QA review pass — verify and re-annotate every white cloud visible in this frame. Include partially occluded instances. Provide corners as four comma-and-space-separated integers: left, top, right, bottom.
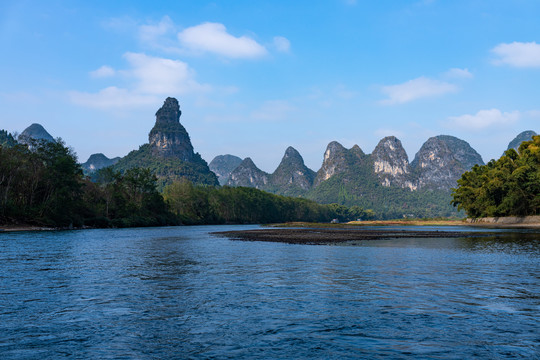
178, 22, 268, 59
492, 41, 540, 68
90, 65, 115, 78
447, 109, 520, 130
69, 87, 158, 109
444, 68, 473, 79
380, 76, 457, 105
273, 36, 291, 53
71, 53, 209, 109
123, 52, 209, 94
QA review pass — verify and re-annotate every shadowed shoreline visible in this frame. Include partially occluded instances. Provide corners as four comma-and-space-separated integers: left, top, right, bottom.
212, 228, 497, 245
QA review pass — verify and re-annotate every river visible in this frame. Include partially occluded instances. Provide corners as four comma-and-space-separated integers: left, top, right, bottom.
1, 225, 539, 359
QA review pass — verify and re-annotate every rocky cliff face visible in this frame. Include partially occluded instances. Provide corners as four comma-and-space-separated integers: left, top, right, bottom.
269, 146, 316, 192
507, 130, 537, 152
372, 136, 416, 190
411, 135, 484, 190
314, 142, 366, 187
148, 97, 194, 161
82, 153, 120, 173
227, 158, 269, 189
209, 154, 243, 185
111, 97, 218, 187
18, 123, 55, 145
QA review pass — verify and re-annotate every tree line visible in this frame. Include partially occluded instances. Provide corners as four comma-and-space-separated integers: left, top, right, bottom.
0, 137, 373, 228
452, 136, 540, 218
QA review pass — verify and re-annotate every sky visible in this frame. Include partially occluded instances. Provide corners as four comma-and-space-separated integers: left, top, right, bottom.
1, 0, 540, 172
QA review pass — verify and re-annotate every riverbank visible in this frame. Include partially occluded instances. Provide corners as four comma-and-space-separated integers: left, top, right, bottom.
0, 224, 56, 232
213, 228, 493, 245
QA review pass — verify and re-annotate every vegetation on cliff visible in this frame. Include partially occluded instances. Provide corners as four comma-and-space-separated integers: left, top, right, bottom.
111, 144, 219, 189
452, 135, 540, 218
0, 136, 371, 227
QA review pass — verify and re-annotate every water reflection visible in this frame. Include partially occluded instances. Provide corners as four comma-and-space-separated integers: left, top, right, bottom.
0, 225, 539, 359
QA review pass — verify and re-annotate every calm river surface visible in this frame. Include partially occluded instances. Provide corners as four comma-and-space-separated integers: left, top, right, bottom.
1, 225, 539, 359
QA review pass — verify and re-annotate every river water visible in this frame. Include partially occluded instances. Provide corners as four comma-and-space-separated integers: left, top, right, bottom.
1, 225, 539, 359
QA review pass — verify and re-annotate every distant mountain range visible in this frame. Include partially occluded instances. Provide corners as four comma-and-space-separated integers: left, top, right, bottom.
5, 99, 537, 219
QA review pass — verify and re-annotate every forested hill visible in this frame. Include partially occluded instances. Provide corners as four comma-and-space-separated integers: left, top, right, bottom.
452, 135, 540, 218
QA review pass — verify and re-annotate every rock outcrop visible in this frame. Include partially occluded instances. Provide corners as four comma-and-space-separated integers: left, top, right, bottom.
148, 97, 194, 161
111, 97, 218, 187
81, 153, 120, 173
507, 130, 537, 152
269, 146, 316, 193
372, 136, 416, 190
227, 158, 269, 189
411, 135, 484, 190
18, 123, 55, 145
314, 142, 366, 187
209, 154, 243, 185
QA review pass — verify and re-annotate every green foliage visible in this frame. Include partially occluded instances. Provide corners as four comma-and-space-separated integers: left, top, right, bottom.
0, 130, 16, 148
163, 180, 373, 225
0, 139, 84, 226
0, 139, 176, 227
306, 158, 459, 219
452, 135, 540, 218
111, 144, 219, 189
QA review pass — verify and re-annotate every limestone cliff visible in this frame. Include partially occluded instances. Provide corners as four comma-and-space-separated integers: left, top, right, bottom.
411, 135, 483, 190
268, 146, 316, 194
313, 141, 366, 187
507, 130, 537, 152
18, 123, 55, 145
148, 97, 194, 161
81, 153, 120, 173
227, 158, 269, 189
111, 97, 218, 188
371, 136, 416, 190
209, 154, 243, 185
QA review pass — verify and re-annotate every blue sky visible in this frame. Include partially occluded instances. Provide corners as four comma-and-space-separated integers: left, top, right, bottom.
1, 0, 540, 172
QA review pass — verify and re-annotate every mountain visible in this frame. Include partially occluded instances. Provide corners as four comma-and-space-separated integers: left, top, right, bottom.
227, 157, 269, 189
81, 153, 120, 173
223, 135, 484, 218
148, 97, 194, 161
314, 142, 366, 187
411, 135, 484, 190
0, 130, 16, 147
111, 97, 218, 188
371, 136, 416, 190
18, 123, 55, 145
507, 130, 537, 152
209, 154, 243, 185
267, 146, 316, 196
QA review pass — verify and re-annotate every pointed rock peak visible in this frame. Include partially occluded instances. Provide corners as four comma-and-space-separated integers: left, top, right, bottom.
240, 157, 258, 169
373, 136, 408, 158
284, 146, 301, 158
82, 153, 120, 173
508, 130, 537, 151
155, 97, 181, 125
209, 154, 243, 185
86, 153, 111, 163
227, 157, 269, 188
19, 123, 55, 144
351, 144, 363, 153
324, 141, 347, 161
326, 141, 346, 152
149, 97, 194, 160
281, 146, 305, 164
